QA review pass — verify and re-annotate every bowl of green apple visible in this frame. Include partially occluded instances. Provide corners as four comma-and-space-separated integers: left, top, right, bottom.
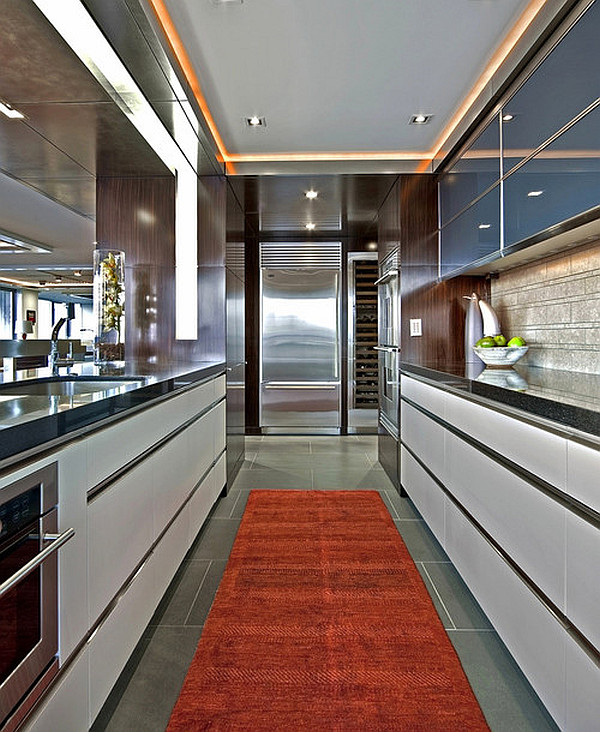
473, 335, 528, 367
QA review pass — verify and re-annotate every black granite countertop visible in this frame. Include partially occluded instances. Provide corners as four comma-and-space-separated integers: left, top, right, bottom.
401, 360, 600, 443
0, 360, 225, 468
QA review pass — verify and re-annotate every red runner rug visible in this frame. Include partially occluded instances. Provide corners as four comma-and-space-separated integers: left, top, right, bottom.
167, 490, 490, 731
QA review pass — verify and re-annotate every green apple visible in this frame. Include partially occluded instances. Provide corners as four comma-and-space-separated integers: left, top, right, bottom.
507, 336, 526, 347
493, 334, 507, 346
476, 336, 496, 348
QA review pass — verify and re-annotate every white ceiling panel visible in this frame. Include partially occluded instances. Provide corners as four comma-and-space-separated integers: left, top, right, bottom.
162, 0, 535, 159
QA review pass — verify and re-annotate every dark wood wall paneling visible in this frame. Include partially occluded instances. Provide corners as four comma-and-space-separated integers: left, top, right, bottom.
96, 175, 176, 364
398, 175, 488, 366
96, 173, 228, 365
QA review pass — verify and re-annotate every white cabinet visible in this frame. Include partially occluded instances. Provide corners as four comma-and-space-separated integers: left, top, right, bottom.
15, 373, 226, 732
400, 373, 600, 732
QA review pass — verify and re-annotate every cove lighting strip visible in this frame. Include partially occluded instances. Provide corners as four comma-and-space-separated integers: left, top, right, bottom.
32, 0, 198, 340
149, 0, 549, 173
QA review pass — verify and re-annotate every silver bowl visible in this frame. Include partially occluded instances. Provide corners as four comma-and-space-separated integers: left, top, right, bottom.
473, 345, 528, 368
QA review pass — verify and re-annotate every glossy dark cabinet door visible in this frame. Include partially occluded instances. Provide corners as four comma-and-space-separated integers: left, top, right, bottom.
504, 105, 600, 247
502, 0, 600, 174
439, 0, 600, 274
440, 185, 501, 276
440, 119, 500, 226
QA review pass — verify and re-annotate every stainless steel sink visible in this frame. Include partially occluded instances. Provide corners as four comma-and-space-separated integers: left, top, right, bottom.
0, 378, 145, 398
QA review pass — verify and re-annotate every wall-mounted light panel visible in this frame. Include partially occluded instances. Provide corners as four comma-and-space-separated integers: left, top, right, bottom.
32, 0, 198, 340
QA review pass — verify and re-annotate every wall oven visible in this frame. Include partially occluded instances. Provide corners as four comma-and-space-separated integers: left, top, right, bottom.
0, 463, 74, 732
375, 252, 400, 437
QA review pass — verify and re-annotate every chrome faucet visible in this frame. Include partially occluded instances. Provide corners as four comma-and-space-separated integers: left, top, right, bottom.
49, 317, 68, 375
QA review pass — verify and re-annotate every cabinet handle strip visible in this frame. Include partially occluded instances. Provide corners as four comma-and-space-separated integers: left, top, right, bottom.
401, 393, 600, 530
400, 439, 600, 670
87, 395, 225, 503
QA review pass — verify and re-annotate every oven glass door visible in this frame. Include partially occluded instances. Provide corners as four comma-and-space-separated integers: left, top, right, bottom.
0, 523, 42, 684
0, 501, 58, 726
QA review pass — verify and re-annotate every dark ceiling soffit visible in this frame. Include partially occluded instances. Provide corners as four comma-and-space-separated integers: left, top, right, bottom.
436, 0, 588, 176
80, 0, 225, 177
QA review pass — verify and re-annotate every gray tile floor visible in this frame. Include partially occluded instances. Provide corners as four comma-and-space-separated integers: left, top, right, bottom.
92, 436, 559, 732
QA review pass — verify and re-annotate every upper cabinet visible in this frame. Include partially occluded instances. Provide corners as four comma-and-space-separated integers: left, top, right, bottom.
439, 0, 600, 277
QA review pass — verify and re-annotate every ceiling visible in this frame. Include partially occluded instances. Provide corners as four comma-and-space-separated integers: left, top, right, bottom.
154, 0, 549, 173
0, 0, 571, 298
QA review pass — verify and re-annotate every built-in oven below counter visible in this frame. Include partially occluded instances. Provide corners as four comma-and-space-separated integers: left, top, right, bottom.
0, 463, 74, 732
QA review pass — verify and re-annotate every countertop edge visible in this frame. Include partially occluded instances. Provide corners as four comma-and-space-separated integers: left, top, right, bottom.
401, 362, 600, 450
0, 361, 226, 474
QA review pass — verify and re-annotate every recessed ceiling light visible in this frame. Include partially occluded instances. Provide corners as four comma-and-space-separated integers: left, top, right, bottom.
478, 223, 491, 229
410, 114, 432, 125
502, 113, 514, 122
305, 190, 318, 200
527, 190, 544, 197
305, 223, 316, 230
246, 116, 266, 128
0, 101, 25, 119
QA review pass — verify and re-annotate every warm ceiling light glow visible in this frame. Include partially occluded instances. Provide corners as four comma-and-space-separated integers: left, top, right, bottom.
419, 0, 549, 172
502, 113, 515, 122
305, 190, 318, 199
527, 190, 544, 197
0, 101, 25, 119
367, 242, 378, 251
146, 0, 549, 173
305, 223, 316, 230
146, 0, 229, 164
478, 223, 492, 229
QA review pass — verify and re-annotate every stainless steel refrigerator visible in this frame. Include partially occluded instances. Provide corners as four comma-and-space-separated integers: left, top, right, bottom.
260, 263, 341, 432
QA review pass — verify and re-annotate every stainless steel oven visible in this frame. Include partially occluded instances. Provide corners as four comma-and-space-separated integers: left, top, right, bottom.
375, 252, 400, 437
0, 464, 74, 732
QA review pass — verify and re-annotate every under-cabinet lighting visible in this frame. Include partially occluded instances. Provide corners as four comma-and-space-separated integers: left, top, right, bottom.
305, 190, 319, 200
0, 101, 25, 119
527, 190, 544, 197
32, 0, 198, 340
478, 223, 491, 229
305, 223, 316, 230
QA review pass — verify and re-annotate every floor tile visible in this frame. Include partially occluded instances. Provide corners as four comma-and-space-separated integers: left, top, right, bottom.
185, 560, 228, 626
188, 518, 240, 560
447, 630, 560, 732
211, 487, 245, 518
393, 519, 450, 562
231, 467, 312, 490
415, 562, 454, 629
311, 467, 395, 490
383, 489, 422, 519
149, 560, 210, 627
421, 561, 493, 631
91, 626, 203, 732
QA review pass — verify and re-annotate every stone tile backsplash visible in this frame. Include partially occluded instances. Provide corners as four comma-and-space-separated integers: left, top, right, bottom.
491, 241, 600, 373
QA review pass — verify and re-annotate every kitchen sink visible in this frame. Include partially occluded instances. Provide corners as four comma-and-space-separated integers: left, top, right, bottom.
0, 377, 145, 398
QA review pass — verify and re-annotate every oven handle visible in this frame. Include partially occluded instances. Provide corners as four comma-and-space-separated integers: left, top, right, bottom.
0, 528, 75, 599
374, 346, 400, 352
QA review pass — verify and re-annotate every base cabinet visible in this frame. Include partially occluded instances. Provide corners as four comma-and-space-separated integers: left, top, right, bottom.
400, 373, 600, 732
18, 374, 226, 732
